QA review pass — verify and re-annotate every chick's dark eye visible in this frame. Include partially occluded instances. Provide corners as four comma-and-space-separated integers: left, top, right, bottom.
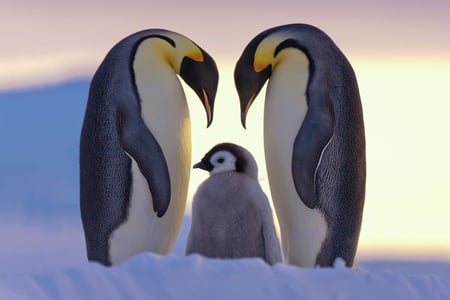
217, 158, 225, 164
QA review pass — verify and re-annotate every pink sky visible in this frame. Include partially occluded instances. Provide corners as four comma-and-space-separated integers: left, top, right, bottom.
1, 0, 449, 90
2, 0, 450, 63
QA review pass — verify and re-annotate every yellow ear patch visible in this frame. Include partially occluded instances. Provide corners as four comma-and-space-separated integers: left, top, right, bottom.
253, 33, 287, 72
254, 61, 268, 73
187, 49, 204, 62
253, 52, 272, 72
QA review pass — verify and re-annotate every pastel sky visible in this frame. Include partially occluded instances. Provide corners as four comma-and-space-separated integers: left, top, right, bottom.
1, 0, 449, 259
1, 0, 449, 89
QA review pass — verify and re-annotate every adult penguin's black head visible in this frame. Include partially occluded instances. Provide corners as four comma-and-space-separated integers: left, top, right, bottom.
179, 48, 218, 127
143, 30, 219, 127
234, 29, 277, 128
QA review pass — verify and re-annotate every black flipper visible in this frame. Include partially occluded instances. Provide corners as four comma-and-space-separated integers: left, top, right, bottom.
116, 102, 171, 217
292, 97, 335, 209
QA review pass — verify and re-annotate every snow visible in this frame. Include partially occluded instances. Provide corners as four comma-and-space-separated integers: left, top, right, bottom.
1, 81, 449, 299
0, 217, 449, 300
0, 223, 449, 300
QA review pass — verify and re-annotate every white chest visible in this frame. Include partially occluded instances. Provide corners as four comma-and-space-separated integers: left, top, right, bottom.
263, 50, 328, 267
108, 46, 191, 265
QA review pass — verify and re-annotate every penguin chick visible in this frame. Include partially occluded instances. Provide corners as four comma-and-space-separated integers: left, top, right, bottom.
186, 143, 282, 265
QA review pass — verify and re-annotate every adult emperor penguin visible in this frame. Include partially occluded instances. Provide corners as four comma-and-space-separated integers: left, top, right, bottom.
234, 24, 366, 267
80, 29, 218, 266
186, 143, 282, 265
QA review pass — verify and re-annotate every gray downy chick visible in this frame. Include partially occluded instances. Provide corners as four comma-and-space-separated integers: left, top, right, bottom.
186, 143, 282, 265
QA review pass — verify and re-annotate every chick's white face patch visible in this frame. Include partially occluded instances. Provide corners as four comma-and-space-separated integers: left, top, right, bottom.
209, 150, 237, 175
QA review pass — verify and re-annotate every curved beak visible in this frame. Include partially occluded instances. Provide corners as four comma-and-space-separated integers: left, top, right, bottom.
180, 50, 218, 128
234, 54, 272, 129
240, 93, 256, 129
201, 87, 213, 127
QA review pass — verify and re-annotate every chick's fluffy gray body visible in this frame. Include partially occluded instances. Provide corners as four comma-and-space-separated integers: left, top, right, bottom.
186, 169, 281, 264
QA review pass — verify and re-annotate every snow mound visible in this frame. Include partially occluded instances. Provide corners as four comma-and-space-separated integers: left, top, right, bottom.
1, 253, 449, 300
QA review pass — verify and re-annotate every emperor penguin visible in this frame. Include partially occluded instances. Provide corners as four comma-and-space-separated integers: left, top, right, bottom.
80, 29, 218, 266
186, 143, 282, 265
234, 24, 366, 267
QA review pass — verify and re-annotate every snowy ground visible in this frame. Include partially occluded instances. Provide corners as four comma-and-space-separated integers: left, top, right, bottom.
0, 217, 449, 300
1, 81, 449, 299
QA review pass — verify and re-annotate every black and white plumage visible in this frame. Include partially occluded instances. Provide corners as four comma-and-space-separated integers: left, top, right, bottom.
234, 24, 366, 267
80, 29, 218, 266
186, 143, 282, 265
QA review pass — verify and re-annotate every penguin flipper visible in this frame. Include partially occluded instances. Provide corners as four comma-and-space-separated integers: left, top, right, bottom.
116, 105, 171, 217
292, 99, 335, 209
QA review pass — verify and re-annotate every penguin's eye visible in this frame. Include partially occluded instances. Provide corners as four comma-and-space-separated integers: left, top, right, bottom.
217, 157, 225, 164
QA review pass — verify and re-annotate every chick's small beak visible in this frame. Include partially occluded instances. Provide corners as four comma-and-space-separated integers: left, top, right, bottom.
193, 160, 213, 171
